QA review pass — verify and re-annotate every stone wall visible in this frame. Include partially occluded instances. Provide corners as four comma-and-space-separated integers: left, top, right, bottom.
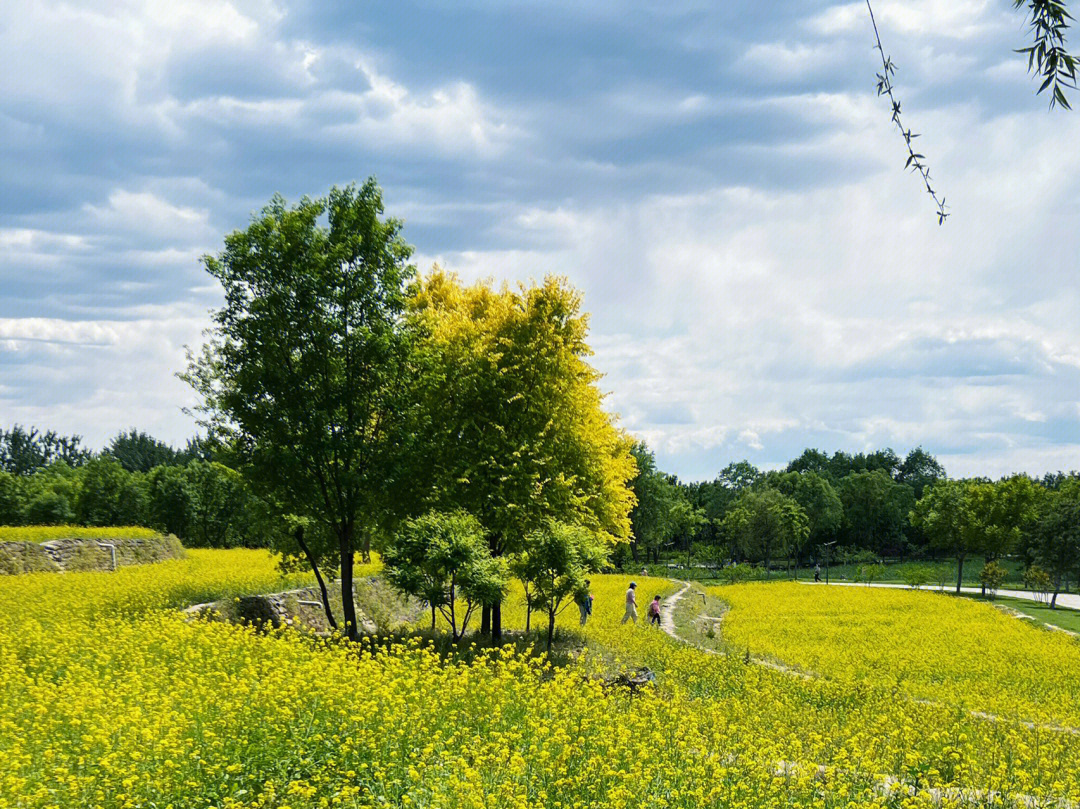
0, 535, 184, 575
185, 583, 378, 636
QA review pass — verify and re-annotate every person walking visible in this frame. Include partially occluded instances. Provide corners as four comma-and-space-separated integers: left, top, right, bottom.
621, 581, 638, 624
814, 563, 821, 583
577, 579, 594, 626
648, 595, 662, 626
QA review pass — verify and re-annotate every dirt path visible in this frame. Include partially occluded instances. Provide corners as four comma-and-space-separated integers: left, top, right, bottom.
658, 580, 691, 636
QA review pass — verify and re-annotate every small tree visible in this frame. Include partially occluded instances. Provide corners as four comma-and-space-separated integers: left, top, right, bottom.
898, 563, 933, 589
513, 522, 608, 651
722, 488, 808, 578
1024, 565, 1054, 605
979, 560, 1009, 600
384, 511, 507, 640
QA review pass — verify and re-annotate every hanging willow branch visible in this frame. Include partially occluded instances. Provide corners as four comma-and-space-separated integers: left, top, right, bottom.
1015, 0, 1078, 109
865, 0, 948, 225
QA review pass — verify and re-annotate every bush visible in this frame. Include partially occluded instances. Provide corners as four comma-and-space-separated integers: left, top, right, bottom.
1023, 565, 1054, 605
897, 563, 934, 589
857, 563, 886, 585
979, 560, 1008, 600
718, 563, 758, 585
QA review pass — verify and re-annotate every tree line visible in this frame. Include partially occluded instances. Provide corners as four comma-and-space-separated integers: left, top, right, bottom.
627, 443, 1080, 606
0, 427, 270, 548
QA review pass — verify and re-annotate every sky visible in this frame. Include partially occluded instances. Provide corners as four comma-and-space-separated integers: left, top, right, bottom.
2, 0, 1080, 481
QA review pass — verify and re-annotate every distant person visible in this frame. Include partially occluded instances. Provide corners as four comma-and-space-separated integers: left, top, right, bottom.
814, 564, 821, 583
622, 582, 638, 624
649, 595, 662, 626
640, 566, 648, 576
577, 579, 594, 626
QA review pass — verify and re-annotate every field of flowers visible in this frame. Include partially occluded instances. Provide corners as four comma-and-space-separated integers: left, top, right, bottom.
2, 554, 1079, 808
711, 581, 1080, 729
0, 525, 162, 543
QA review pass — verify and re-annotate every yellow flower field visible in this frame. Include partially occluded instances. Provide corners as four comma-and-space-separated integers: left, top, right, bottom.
710, 581, 1080, 728
2, 553, 1079, 809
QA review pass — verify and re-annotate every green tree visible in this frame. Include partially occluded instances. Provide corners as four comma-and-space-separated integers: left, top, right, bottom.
1031, 481, 1080, 608
897, 447, 946, 500
768, 470, 842, 566
911, 479, 982, 594
722, 488, 809, 578
106, 429, 185, 473
184, 181, 416, 640
513, 521, 607, 651
0, 471, 20, 525
407, 270, 636, 642
75, 457, 148, 527
0, 426, 90, 475
837, 469, 913, 555
20, 462, 81, 525
384, 510, 506, 640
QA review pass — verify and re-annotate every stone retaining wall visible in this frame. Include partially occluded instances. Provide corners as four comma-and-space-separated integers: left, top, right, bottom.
185, 582, 378, 635
0, 535, 184, 575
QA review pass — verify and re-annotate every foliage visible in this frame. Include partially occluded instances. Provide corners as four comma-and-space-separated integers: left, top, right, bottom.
512, 521, 607, 649
384, 510, 506, 640
0, 425, 90, 475
75, 457, 148, 527
837, 470, 913, 555
105, 428, 192, 473
0, 525, 161, 542
979, 560, 1009, 599
185, 181, 416, 639
910, 479, 982, 593
407, 270, 637, 639
721, 488, 808, 576
1030, 480, 1080, 607
1023, 564, 1055, 604
715, 562, 759, 585
896, 562, 934, 589
1015, 0, 1078, 108
856, 562, 887, 584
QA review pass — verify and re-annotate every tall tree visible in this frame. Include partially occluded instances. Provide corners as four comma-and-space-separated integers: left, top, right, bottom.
897, 447, 946, 499
106, 429, 184, 473
184, 181, 415, 640
722, 488, 808, 577
910, 479, 982, 594
1032, 480, 1080, 608
407, 270, 636, 642
837, 469, 913, 555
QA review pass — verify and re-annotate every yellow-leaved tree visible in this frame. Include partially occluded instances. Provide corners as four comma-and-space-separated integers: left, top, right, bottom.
405, 269, 637, 641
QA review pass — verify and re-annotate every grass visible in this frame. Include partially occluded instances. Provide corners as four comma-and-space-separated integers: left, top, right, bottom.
0, 525, 162, 543
962, 593, 1080, 635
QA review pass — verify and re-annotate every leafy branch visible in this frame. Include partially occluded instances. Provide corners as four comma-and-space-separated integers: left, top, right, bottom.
1015, 0, 1078, 109
866, 0, 948, 225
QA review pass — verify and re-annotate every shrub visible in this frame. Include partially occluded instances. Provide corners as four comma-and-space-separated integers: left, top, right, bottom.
1023, 565, 1054, 605
718, 562, 758, 585
979, 560, 1009, 599
857, 563, 887, 585
897, 563, 934, 589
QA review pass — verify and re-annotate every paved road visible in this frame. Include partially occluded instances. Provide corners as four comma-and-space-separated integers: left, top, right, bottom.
802, 580, 1080, 610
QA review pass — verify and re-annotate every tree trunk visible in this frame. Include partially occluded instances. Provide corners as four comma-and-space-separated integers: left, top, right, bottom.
525, 604, 531, 633
339, 532, 359, 642
481, 605, 491, 635
431, 604, 436, 631
955, 554, 965, 595
295, 526, 338, 631
547, 609, 556, 652
492, 600, 502, 644
1052, 576, 1061, 609
362, 532, 371, 564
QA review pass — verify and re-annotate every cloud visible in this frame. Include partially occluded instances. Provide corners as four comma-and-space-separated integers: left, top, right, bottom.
2, 0, 1079, 479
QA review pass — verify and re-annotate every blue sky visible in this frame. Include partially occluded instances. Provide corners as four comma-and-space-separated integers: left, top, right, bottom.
2, 0, 1080, 480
